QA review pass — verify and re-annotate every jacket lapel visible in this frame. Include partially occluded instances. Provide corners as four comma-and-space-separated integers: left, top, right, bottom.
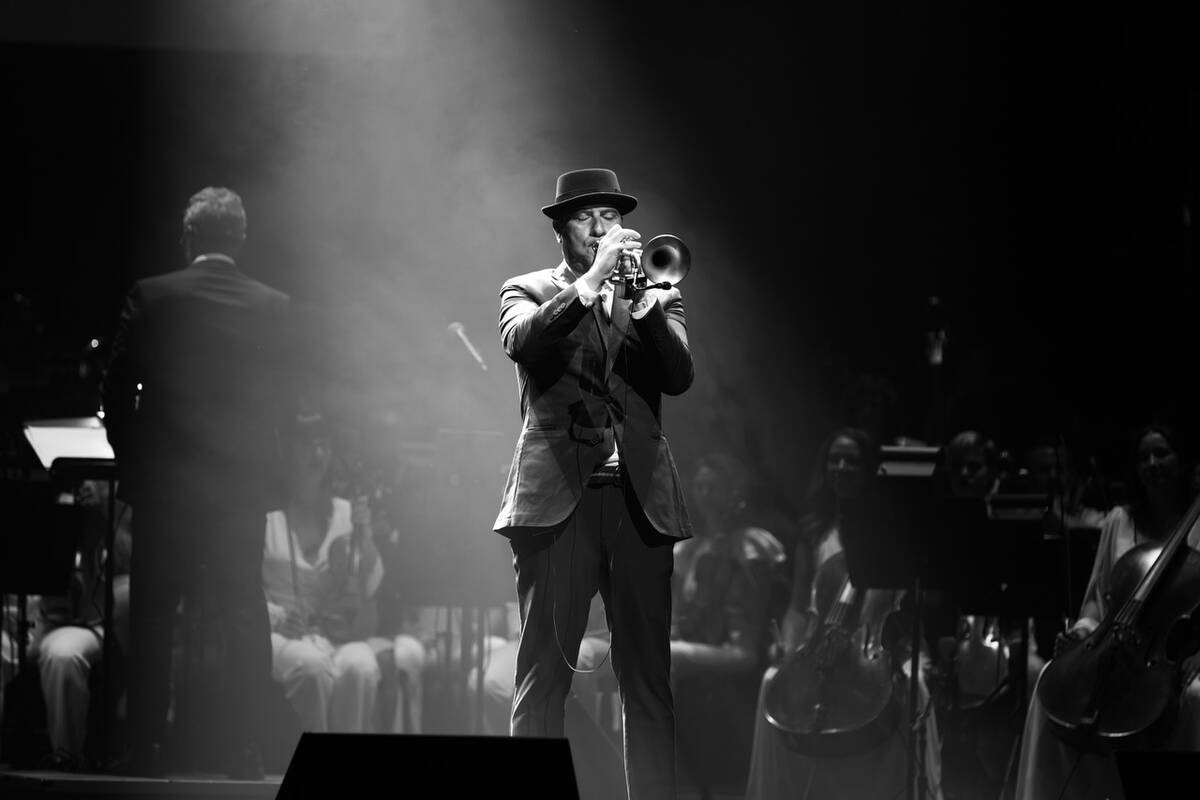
556, 261, 629, 375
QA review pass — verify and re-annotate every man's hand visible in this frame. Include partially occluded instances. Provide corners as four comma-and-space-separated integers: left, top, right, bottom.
583, 225, 641, 292
632, 286, 681, 318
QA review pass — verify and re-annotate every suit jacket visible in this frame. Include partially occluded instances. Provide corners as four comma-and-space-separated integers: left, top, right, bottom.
102, 256, 291, 511
493, 261, 694, 538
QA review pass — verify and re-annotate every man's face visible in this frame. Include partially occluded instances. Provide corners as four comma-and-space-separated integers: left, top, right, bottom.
1026, 445, 1062, 492
556, 206, 622, 270
947, 436, 994, 499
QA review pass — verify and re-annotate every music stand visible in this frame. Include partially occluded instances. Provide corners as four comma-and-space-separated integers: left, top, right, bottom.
20, 416, 118, 761
0, 484, 81, 596
841, 444, 961, 800
953, 496, 1067, 619
950, 496, 1075, 798
841, 448, 969, 591
0, 474, 82, 683
388, 428, 513, 735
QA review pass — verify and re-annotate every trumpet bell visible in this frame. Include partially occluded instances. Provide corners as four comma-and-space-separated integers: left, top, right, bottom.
641, 234, 691, 286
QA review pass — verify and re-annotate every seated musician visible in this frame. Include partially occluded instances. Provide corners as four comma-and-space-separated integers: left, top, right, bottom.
1014, 422, 1200, 800
744, 427, 944, 800
671, 451, 786, 795
1017, 434, 1107, 531
353, 497, 428, 734
30, 479, 132, 771
1014, 434, 1109, 673
263, 409, 424, 735
934, 429, 1045, 799
939, 431, 1046, 699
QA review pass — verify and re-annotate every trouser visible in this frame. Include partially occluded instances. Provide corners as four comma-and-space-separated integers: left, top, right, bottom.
36, 625, 101, 758
270, 634, 380, 733
34, 574, 130, 760
509, 482, 676, 800
125, 498, 271, 758
269, 633, 425, 734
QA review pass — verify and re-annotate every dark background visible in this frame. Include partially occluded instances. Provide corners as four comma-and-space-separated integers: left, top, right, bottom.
1, 1, 1196, 599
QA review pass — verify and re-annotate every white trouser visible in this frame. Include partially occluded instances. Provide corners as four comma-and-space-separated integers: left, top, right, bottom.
271, 633, 380, 732
36, 626, 101, 758
33, 575, 131, 759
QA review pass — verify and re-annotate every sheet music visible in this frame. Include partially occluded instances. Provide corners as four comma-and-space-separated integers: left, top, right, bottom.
878, 444, 941, 478
23, 416, 114, 471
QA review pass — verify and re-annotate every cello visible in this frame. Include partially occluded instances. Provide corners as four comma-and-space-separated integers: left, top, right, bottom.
1037, 490, 1200, 751
762, 550, 903, 756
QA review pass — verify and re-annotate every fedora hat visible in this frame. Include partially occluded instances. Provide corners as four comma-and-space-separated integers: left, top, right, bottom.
541, 168, 637, 219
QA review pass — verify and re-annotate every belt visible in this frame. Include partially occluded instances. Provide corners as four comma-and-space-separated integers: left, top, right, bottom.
586, 463, 624, 488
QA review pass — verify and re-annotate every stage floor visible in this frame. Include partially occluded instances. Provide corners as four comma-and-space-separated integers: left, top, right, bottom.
0, 766, 747, 800
0, 768, 282, 800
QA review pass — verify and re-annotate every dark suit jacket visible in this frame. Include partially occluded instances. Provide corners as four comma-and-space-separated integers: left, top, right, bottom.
493, 261, 694, 538
102, 256, 291, 511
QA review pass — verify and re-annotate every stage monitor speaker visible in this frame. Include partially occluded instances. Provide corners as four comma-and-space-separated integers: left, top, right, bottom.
276, 733, 580, 799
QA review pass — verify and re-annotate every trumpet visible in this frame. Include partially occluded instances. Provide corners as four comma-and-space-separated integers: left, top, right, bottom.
590, 234, 691, 298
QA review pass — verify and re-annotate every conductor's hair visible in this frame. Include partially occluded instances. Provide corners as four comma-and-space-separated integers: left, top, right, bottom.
182, 187, 247, 254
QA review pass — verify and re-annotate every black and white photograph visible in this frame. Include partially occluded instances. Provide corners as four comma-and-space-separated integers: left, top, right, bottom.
1, 2, 1197, 798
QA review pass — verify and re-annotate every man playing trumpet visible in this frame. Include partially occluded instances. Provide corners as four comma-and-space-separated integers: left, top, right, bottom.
493, 168, 695, 800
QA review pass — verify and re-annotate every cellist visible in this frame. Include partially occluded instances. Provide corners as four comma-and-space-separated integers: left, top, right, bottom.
1014, 422, 1200, 800
744, 427, 944, 800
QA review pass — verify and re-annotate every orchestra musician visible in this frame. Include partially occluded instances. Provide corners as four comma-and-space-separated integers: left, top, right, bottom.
933, 429, 1044, 800
745, 427, 943, 800
1014, 422, 1200, 799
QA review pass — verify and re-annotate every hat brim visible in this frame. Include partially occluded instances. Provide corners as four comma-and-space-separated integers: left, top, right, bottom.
541, 192, 638, 219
